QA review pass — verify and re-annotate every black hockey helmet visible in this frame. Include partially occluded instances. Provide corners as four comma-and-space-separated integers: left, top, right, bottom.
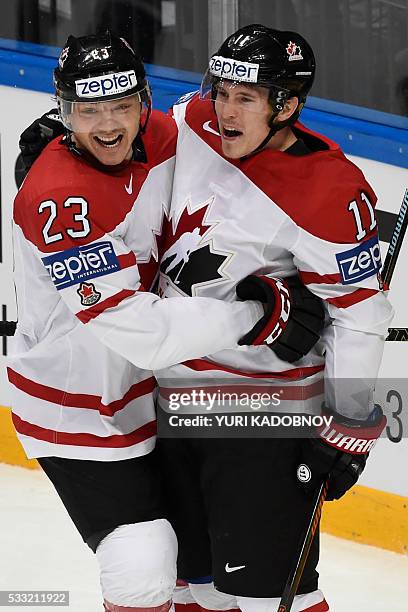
54, 30, 151, 130
201, 24, 315, 127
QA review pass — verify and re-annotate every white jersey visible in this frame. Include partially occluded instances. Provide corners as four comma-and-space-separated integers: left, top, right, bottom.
156, 94, 394, 419
7, 111, 260, 460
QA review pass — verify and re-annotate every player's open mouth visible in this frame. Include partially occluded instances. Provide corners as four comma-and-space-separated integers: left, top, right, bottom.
222, 126, 243, 139
94, 134, 123, 148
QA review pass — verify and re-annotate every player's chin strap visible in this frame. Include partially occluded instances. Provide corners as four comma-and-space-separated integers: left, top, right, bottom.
240, 99, 305, 161
64, 129, 147, 172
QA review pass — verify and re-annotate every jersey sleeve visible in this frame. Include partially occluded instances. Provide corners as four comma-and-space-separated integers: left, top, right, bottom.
289, 184, 394, 420
14, 184, 262, 371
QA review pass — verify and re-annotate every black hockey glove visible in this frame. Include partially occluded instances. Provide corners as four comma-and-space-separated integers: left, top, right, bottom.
296, 405, 386, 501
19, 109, 64, 172
236, 275, 325, 362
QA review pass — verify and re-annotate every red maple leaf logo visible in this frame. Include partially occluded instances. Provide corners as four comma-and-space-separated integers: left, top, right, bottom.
159, 199, 213, 261
286, 41, 297, 56
78, 283, 94, 299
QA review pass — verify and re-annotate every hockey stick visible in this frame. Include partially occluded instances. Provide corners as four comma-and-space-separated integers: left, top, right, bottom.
382, 188, 408, 287
277, 188, 408, 612
383, 188, 408, 341
278, 480, 329, 612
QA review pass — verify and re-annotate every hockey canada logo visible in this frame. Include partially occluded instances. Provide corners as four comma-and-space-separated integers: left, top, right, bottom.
159, 199, 232, 296
77, 282, 101, 306
286, 41, 303, 61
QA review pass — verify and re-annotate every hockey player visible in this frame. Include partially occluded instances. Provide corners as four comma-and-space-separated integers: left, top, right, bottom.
9, 31, 325, 612
152, 25, 394, 612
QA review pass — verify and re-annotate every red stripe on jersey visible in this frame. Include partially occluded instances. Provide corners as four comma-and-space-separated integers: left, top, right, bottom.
181, 359, 324, 379
76, 289, 136, 323
117, 252, 137, 269
174, 606, 205, 612
299, 271, 341, 285
12, 413, 157, 448
102, 378, 156, 416
302, 599, 329, 612
7, 367, 156, 416
326, 288, 378, 308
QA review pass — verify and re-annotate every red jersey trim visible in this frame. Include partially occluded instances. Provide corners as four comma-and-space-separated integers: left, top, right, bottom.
117, 252, 137, 269
7, 367, 156, 416
12, 413, 157, 448
299, 271, 341, 285
181, 359, 324, 379
326, 288, 378, 308
76, 289, 136, 323
302, 599, 329, 612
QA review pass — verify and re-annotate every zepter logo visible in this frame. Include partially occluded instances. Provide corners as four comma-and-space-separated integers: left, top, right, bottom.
209, 55, 259, 83
75, 70, 138, 98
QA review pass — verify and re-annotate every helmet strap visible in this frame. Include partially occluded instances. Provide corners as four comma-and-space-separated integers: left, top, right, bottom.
240, 121, 279, 160
240, 98, 302, 160
139, 100, 152, 134
65, 126, 147, 171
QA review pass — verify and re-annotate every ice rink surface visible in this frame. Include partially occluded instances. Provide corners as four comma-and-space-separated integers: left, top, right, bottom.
1, 464, 407, 612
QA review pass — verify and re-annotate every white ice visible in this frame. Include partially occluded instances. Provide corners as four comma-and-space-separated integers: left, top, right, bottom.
1, 464, 407, 612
